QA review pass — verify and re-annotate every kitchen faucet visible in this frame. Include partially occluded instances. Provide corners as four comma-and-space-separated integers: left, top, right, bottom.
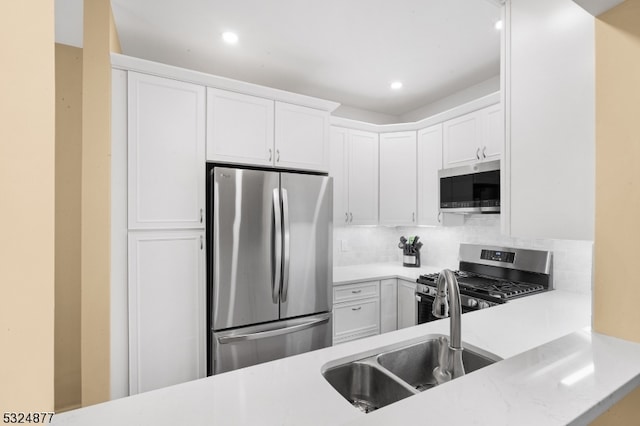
431, 269, 465, 384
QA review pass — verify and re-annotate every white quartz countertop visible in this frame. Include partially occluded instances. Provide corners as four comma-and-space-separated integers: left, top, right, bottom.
53, 266, 640, 426
333, 262, 451, 285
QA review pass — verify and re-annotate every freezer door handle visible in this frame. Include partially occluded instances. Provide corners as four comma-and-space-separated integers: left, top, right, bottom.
216, 313, 331, 344
272, 188, 282, 304
281, 188, 291, 302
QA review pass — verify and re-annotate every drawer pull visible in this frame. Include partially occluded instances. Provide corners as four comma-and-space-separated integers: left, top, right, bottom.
351, 306, 362, 311
351, 290, 362, 294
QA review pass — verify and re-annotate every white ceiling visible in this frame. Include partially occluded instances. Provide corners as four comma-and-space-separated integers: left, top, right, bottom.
108, 1, 501, 117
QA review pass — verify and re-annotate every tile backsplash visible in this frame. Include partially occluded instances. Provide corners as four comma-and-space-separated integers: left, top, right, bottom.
333, 215, 593, 294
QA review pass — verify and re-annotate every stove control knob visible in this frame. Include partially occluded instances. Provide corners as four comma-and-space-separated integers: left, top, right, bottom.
478, 301, 490, 309
467, 298, 478, 308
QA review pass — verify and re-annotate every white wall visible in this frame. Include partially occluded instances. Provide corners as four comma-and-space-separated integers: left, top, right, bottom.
334, 215, 593, 294
400, 75, 500, 123
332, 104, 401, 125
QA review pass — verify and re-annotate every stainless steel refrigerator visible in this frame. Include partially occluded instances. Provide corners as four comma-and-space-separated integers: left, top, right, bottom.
207, 166, 333, 375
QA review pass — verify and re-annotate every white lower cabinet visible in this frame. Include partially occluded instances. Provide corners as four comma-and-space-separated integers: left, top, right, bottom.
397, 280, 417, 330
380, 279, 398, 334
127, 230, 206, 394
332, 281, 380, 344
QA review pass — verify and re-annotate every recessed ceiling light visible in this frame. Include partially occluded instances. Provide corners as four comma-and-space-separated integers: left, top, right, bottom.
495, 20, 503, 30
222, 32, 239, 44
390, 81, 403, 90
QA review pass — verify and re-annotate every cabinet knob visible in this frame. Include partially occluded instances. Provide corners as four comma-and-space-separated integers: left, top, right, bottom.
482, 146, 487, 159
437, 212, 442, 223
351, 289, 362, 294
476, 148, 480, 160
349, 212, 353, 223
276, 149, 280, 162
412, 212, 415, 222
351, 306, 362, 311
200, 235, 203, 250
200, 208, 203, 223
268, 148, 272, 162
345, 212, 349, 223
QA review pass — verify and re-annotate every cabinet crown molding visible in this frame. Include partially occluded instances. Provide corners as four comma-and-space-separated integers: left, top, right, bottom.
111, 53, 341, 113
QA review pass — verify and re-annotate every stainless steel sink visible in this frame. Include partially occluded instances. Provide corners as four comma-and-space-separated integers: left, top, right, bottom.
377, 338, 497, 392
322, 362, 415, 413
322, 334, 501, 413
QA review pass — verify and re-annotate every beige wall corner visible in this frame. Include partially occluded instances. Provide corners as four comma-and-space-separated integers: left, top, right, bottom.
592, 0, 640, 423
0, 1, 55, 412
55, 43, 83, 412
110, 6, 122, 54
593, 0, 640, 344
81, 0, 112, 406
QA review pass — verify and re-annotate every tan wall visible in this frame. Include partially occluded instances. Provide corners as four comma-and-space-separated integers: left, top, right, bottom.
0, 1, 55, 412
55, 44, 83, 412
80, 0, 116, 406
592, 0, 640, 423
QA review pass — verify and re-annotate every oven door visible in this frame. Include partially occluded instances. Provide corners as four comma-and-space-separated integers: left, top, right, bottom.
416, 292, 478, 324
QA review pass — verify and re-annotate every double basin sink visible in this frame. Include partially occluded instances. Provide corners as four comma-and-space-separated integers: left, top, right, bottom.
321, 334, 501, 413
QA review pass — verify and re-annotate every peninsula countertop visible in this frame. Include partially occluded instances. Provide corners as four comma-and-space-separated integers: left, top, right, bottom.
52, 265, 640, 426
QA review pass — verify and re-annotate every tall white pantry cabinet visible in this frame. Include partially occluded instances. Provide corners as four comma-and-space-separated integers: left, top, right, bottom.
124, 72, 207, 395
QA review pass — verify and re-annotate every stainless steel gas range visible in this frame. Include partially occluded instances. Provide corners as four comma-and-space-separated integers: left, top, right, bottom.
416, 244, 552, 324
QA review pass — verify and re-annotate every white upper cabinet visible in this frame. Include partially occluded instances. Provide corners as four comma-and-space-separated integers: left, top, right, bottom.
443, 112, 481, 167
347, 130, 379, 225
206, 88, 274, 167
329, 127, 379, 226
442, 104, 503, 168
329, 127, 349, 226
417, 124, 444, 226
275, 102, 329, 172
482, 103, 504, 161
379, 131, 417, 226
506, 0, 594, 240
206, 92, 329, 172
128, 72, 205, 230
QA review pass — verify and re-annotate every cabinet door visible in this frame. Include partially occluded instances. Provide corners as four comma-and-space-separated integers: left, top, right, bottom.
206, 88, 274, 166
379, 132, 417, 226
508, 0, 594, 240
480, 104, 503, 161
128, 72, 205, 229
329, 127, 349, 227
275, 102, 329, 172
348, 130, 379, 225
333, 298, 380, 344
380, 279, 397, 334
443, 111, 482, 168
417, 125, 443, 226
397, 280, 417, 330
128, 230, 206, 394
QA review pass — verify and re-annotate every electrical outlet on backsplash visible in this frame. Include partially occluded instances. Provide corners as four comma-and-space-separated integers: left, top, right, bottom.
333, 216, 593, 294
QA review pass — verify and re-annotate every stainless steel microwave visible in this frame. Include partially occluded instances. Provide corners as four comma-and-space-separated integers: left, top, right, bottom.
438, 160, 500, 214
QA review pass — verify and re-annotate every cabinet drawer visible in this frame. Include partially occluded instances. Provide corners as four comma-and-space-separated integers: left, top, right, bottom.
333, 299, 379, 343
333, 281, 379, 303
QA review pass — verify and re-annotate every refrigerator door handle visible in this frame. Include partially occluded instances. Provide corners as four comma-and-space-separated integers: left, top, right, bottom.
272, 188, 282, 304
281, 188, 291, 302
216, 313, 331, 344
